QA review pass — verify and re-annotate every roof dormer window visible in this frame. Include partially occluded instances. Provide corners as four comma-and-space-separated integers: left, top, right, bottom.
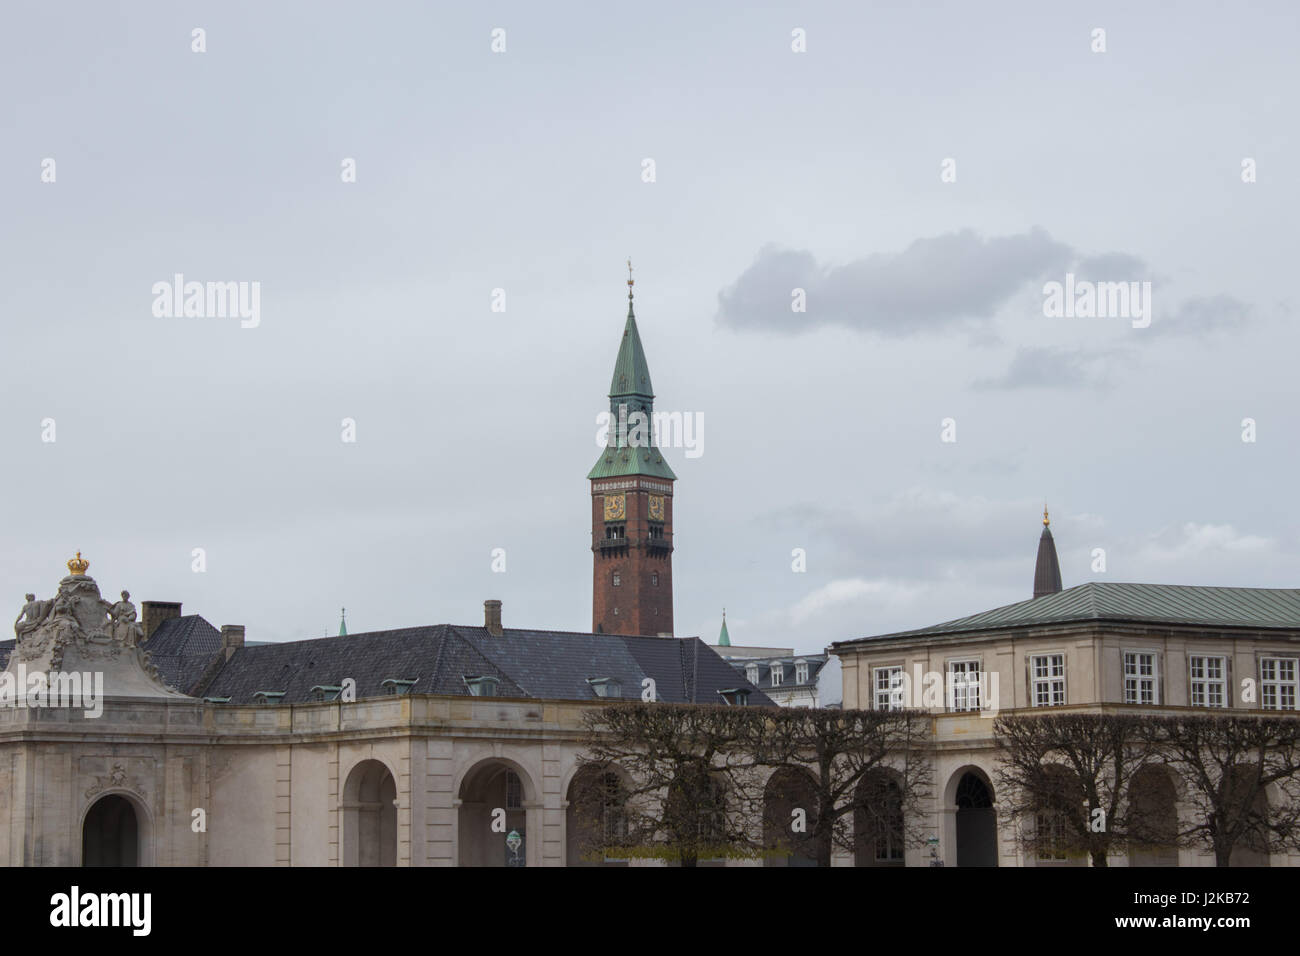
382, 678, 418, 696
252, 691, 284, 706
587, 677, 623, 698
464, 675, 500, 697
309, 685, 342, 702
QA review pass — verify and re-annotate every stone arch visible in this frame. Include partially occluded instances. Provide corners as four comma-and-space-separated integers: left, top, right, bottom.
763, 766, 821, 867
664, 760, 728, 866
1128, 764, 1180, 866
947, 766, 997, 867
81, 791, 151, 867
855, 767, 905, 867
1032, 763, 1087, 866
566, 762, 630, 867
342, 758, 397, 867
457, 758, 538, 867
1223, 763, 1270, 867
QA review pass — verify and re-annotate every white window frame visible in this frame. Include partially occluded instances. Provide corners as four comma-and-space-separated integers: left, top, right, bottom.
770, 664, 783, 687
746, 663, 759, 685
1188, 654, 1227, 708
873, 665, 905, 711
1029, 653, 1066, 707
1122, 650, 1160, 705
1260, 656, 1298, 711
947, 658, 982, 712
795, 660, 809, 685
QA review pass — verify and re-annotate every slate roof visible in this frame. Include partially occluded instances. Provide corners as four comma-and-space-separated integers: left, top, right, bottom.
833, 582, 1300, 647
144, 615, 223, 693
198, 623, 774, 706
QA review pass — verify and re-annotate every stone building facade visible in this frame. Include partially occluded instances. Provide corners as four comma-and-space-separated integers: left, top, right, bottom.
829, 517, 1300, 867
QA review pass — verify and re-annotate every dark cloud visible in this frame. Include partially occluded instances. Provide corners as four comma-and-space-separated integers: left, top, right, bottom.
716, 229, 1073, 335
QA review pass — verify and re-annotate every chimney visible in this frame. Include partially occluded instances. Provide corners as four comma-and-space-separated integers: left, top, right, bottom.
141, 601, 182, 642
484, 600, 503, 637
220, 625, 245, 660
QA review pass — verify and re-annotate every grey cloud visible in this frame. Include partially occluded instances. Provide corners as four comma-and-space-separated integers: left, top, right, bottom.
1151, 294, 1253, 336
972, 346, 1124, 390
716, 228, 1073, 336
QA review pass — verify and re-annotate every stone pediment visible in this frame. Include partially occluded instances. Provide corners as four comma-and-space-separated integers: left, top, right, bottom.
8, 554, 186, 700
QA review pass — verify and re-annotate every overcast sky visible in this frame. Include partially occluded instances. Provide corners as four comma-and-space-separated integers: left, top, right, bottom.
2, 1, 1296, 657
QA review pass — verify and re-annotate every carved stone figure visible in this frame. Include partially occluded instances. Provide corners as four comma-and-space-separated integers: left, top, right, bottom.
47, 593, 82, 645
108, 591, 142, 648
13, 594, 50, 641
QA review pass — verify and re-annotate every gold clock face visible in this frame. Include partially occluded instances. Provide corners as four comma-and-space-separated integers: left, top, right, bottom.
648, 495, 665, 522
604, 494, 626, 521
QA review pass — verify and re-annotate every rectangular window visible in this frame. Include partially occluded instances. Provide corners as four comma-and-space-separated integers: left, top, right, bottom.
1261, 657, 1298, 711
1030, 654, 1066, 707
795, 662, 809, 684
1189, 655, 1227, 708
771, 666, 783, 687
1123, 651, 1159, 705
1036, 811, 1068, 862
948, 659, 982, 712
873, 666, 905, 711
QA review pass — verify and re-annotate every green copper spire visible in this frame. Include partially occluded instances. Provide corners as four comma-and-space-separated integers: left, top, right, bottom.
338, 607, 348, 637
718, 608, 730, 646
608, 266, 655, 401
588, 265, 677, 481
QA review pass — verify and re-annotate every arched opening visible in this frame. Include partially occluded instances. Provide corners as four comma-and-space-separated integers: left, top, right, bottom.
342, 759, 397, 867
953, 770, 997, 867
458, 761, 533, 867
763, 767, 821, 867
1128, 765, 1179, 866
855, 769, 905, 867
566, 765, 629, 867
1032, 765, 1087, 866
664, 761, 727, 867
1223, 764, 1270, 867
82, 794, 140, 867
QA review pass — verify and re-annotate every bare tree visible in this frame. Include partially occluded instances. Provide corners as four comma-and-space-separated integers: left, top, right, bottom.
994, 713, 1159, 867
747, 707, 933, 867
577, 702, 767, 866
1147, 714, 1300, 867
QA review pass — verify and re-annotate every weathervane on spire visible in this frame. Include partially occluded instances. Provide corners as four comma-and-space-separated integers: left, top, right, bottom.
1043, 503, 1050, 527
627, 258, 634, 299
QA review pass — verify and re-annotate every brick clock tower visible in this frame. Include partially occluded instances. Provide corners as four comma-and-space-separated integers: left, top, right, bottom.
589, 267, 676, 636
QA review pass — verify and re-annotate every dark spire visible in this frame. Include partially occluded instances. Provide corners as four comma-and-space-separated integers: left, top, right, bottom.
1033, 505, 1063, 598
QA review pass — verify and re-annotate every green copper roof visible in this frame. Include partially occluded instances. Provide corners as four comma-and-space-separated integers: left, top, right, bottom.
609, 304, 654, 399
833, 582, 1300, 647
339, 608, 348, 637
587, 292, 677, 480
588, 444, 677, 480
718, 613, 730, 646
